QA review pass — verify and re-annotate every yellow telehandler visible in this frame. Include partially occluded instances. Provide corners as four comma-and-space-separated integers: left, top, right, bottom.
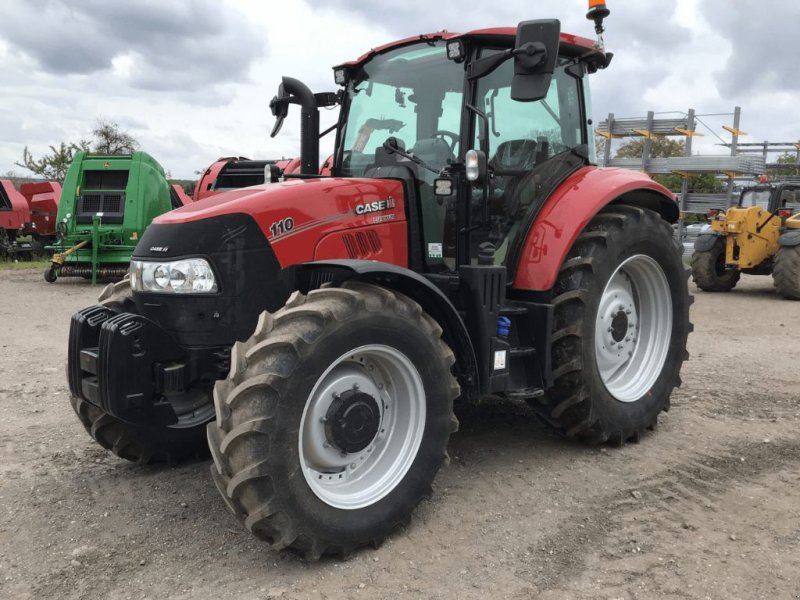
691, 182, 800, 299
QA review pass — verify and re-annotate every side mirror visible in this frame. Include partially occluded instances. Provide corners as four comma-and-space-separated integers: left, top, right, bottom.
511, 19, 560, 102
269, 82, 290, 137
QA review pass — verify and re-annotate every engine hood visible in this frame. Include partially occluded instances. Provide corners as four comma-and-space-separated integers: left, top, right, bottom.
152, 177, 407, 268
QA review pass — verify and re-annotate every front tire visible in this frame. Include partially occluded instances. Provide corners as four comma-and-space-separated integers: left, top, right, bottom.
208, 282, 459, 559
691, 238, 740, 291
532, 206, 691, 444
773, 245, 800, 300
69, 278, 213, 463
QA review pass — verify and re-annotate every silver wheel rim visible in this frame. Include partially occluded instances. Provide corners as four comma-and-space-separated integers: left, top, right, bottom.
299, 344, 426, 510
594, 254, 673, 403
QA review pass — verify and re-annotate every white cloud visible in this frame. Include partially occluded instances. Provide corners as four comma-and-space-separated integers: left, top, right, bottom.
0, 0, 798, 180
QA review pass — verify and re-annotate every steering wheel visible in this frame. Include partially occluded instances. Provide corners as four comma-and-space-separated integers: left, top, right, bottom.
432, 130, 460, 152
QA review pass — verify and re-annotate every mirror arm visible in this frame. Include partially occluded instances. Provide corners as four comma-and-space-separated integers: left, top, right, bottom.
466, 103, 490, 156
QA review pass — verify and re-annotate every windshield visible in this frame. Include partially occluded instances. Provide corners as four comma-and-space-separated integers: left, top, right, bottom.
340, 41, 464, 178
740, 188, 772, 209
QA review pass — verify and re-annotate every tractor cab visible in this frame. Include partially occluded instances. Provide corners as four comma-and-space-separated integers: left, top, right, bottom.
270, 20, 610, 275
738, 183, 800, 213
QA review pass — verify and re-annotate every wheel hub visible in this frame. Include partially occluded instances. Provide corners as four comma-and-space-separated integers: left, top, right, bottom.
325, 390, 381, 453
594, 255, 673, 403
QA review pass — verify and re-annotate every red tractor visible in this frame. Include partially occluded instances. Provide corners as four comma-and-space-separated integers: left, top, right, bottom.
67, 5, 690, 559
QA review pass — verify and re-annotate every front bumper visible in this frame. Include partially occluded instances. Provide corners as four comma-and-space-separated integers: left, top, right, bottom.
67, 305, 228, 426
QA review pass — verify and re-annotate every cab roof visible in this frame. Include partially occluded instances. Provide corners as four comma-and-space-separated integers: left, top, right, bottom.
336, 28, 597, 69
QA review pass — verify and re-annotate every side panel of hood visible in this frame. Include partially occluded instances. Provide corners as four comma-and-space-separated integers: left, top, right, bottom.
155, 177, 407, 267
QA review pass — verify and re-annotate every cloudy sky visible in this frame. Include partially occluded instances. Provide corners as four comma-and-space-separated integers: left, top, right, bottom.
0, 0, 797, 179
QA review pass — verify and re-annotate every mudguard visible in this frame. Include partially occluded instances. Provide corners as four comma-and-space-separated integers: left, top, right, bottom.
778, 230, 800, 247
296, 259, 480, 403
694, 232, 722, 252
512, 166, 677, 291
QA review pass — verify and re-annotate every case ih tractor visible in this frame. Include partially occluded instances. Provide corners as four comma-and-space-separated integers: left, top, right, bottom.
691, 181, 800, 298
67, 4, 691, 559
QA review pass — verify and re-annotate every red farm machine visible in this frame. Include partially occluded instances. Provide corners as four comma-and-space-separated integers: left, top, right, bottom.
66, 3, 691, 559
193, 157, 298, 202
0, 179, 61, 259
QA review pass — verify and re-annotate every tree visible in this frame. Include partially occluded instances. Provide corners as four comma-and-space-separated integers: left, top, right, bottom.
15, 120, 140, 182
615, 137, 686, 159
768, 152, 800, 177
613, 137, 722, 194
92, 120, 139, 155
15, 141, 90, 182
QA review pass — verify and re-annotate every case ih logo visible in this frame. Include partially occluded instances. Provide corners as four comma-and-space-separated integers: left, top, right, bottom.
355, 197, 395, 215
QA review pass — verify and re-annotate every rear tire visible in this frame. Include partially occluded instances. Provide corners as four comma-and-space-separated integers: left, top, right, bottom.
68, 278, 213, 464
691, 238, 740, 291
208, 282, 459, 559
531, 206, 691, 444
773, 245, 800, 300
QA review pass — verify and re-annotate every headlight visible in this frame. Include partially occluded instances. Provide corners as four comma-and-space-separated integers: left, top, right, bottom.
130, 258, 218, 294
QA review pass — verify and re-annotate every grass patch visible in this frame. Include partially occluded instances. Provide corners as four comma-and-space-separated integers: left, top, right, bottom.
0, 259, 51, 271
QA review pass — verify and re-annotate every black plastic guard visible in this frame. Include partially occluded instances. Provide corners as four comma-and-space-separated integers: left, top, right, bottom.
68, 305, 118, 399
97, 313, 184, 426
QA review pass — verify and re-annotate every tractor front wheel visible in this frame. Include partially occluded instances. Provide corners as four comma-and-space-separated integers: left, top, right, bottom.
773, 245, 800, 300
691, 238, 740, 291
207, 282, 459, 559
531, 206, 691, 444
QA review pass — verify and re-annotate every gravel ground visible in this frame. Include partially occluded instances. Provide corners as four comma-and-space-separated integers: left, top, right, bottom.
0, 268, 799, 600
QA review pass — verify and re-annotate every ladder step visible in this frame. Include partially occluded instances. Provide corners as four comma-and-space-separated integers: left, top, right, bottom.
506, 387, 545, 400
499, 305, 528, 316
509, 346, 536, 357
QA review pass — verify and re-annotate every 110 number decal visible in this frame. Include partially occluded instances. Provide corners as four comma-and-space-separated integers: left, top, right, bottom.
269, 217, 294, 238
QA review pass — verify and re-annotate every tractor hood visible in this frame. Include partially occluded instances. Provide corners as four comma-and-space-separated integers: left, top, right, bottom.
144, 177, 407, 268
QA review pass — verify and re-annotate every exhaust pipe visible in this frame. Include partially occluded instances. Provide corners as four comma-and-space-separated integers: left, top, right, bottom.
278, 77, 319, 175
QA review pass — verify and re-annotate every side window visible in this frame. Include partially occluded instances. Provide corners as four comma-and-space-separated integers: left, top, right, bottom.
781, 187, 799, 209
477, 59, 583, 166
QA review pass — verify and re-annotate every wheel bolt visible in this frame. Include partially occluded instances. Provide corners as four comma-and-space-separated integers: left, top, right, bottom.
350, 463, 357, 469
353, 383, 360, 391
320, 416, 328, 423
332, 392, 340, 399
626, 310, 632, 315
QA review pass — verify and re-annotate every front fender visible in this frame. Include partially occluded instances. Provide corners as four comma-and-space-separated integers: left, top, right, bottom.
295, 260, 480, 403
694, 232, 722, 252
512, 167, 677, 291
778, 230, 800, 247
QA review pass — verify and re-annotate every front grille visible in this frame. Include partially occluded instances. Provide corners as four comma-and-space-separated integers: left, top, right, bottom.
76, 192, 126, 224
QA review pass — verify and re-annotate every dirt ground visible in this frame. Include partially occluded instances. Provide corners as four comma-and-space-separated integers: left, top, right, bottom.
0, 268, 798, 600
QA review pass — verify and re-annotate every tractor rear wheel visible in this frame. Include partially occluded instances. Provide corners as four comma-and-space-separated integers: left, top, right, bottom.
69, 278, 213, 464
773, 245, 800, 300
207, 282, 459, 559
531, 205, 691, 445
691, 238, 740, 291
